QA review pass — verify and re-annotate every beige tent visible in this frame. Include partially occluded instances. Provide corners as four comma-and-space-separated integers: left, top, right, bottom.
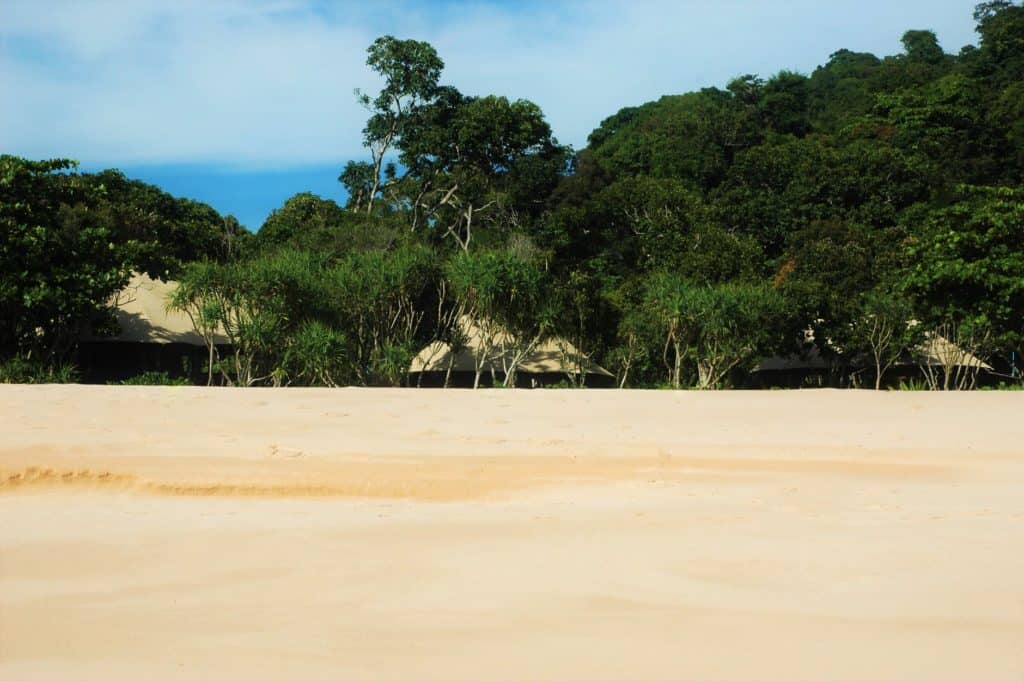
754, 325, 992, 386
409, 316, 613, 387
78, 273, 228, 383
918, 333, 992, 370
84, 273, 228, 346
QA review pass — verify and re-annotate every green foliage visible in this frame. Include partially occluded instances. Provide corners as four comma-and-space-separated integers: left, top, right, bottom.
329, 245, 440, 385
902, 30, 947, 65
775, 218, 905, 369
356, 35, 445, 214
806, 50, 883, 131
689, 283, 793, 389
338, 161, 377, 212
0, 156, 135, 365
401, 93, 565, 249
639, 276, 792, 389
256, 192, 411, 257
115, 371, 191, 386
8, 6, 1024, 391
446, 249, 555, 387
78, 169, 248, 277
256, 192, 349, 250
895, 377, 930, 391
283, 321, 350, 387
170, 251, 322, 386
362, 36, 444, 114
1, 153, 243, 379
971, 1, 1024, 88
0, 355, 80, 384
171, 245, 439, 387
761, 71, 811, 136
846, 289, 922, 389
588, 89, 763, 189
979, 382, 1024, 390
904, 185, 1024, 356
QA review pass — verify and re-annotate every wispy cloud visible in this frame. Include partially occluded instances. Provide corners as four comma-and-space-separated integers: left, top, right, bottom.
0, 0, 979, 167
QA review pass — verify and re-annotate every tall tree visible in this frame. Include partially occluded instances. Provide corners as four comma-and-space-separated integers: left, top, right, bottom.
356, 36, 444, 213
904, 185, 1024, 364
0, 156, 136, 365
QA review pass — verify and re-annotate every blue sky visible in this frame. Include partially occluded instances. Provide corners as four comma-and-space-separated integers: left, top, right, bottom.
1, 0, 980, 230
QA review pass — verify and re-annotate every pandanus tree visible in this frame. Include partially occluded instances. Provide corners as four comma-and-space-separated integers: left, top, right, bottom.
446, 250, 554, 388
640, 273, 791, 389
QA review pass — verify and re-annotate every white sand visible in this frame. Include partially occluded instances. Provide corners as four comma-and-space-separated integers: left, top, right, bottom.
1, 385, 1022, 680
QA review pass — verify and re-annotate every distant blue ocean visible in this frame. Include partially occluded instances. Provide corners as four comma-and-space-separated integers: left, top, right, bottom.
81, 162, 352, 232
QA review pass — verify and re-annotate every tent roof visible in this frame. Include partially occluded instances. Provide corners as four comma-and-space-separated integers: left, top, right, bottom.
84, 273, 229, 346
755, 327, 993, 372
410, 316, 612, 377
920, 333, 992, 370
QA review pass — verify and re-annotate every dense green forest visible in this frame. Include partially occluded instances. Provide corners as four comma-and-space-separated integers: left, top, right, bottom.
2, 2, 1022, 389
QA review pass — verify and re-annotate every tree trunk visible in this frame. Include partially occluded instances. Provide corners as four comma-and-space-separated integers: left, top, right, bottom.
366, 120, 397, 215
367, 151, 383, 215
207, 342, 214, 386
444, 351, 455, 389
672, 339, 682, 389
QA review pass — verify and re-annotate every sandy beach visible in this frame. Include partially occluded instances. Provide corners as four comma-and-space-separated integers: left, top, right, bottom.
1, 385, 1022, 680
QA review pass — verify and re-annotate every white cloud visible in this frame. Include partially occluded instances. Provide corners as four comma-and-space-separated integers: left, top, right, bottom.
0, 0, 979, 167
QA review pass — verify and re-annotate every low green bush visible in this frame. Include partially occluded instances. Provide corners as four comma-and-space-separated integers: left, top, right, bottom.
115, 371, 192, 386
0, 356, 80, 384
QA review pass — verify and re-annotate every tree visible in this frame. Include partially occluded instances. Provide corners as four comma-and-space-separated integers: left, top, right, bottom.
807, 50, 883, 131
76, 169, 246, 278
282, 321, 350, 387
903, 185, 1024, 365
338, 161, 377, 212
487, 256, 555, 388
356, 36, 444, 213
257, 193, 412, 259
902, 30, 947, 65
327, 245, 439, 386
682, 283, 791, 389
773, 216, 910, 383
171, 246, 438, 388
975, 1, 1015, 24
170, 251, 325, 386
398, 93, 564, 251
847, 289, 921, 389
446, 250, 553, 388
348, 38, 566, 251
256, 192, 349, 250
588, 89, 763, 190
0, 156, 136, 366
761, 71, 811, 136
640, 275, 790, 389
641, 272, 691, 388
971, 1, 1024, 88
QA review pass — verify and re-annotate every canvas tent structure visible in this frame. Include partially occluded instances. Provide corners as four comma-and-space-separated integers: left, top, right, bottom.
409, 316, 614, 388
78, 273, 229, 383
752, 326, 993, 388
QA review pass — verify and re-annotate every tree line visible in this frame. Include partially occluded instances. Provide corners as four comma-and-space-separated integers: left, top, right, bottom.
2, 1, 1022, 389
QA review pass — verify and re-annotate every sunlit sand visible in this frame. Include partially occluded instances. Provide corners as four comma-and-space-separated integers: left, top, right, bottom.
1, 386, 1022, 680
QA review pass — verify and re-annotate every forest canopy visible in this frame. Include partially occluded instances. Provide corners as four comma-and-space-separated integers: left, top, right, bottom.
2, 2, 1022, 389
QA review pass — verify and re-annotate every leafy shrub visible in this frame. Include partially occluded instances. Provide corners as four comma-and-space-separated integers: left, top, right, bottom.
0, 356, 80, 384
895, 378, 930, 391
115, 371, 191, 386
